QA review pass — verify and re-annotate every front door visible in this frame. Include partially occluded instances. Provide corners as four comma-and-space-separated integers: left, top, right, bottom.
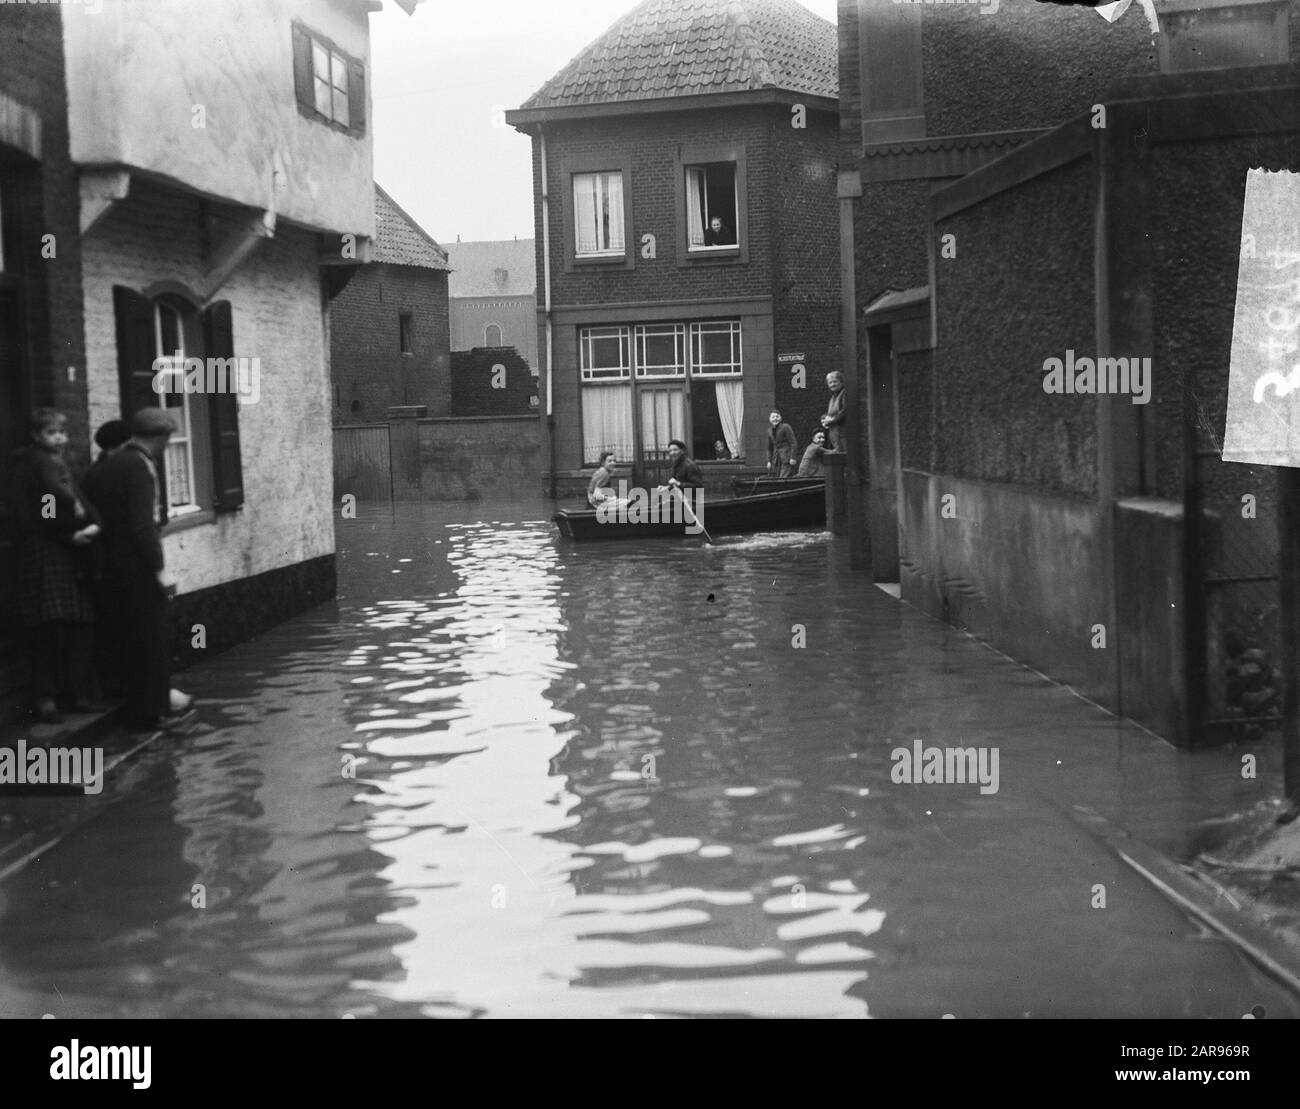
635, 384, 687, 488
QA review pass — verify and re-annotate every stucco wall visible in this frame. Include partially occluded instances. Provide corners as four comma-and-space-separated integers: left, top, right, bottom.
82, 179, 334, 598
933, 156, 1097, 497
62, 0, 374, 236
1150, 133, 1298, 503
901, 470, 1110, 702
450, 295, 537, 367
416, 416, 542, 501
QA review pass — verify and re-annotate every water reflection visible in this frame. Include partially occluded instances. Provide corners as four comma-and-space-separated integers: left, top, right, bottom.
0, 500, 1295, 1018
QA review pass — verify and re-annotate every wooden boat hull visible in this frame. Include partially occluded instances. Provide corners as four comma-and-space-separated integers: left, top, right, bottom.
553, 486, 826, 540
730, 476, 825, 498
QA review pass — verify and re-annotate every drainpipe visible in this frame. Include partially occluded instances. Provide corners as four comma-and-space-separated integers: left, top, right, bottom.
540, 125, 556, 500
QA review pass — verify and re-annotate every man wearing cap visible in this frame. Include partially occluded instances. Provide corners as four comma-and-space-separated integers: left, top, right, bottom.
81, 407, 184, 730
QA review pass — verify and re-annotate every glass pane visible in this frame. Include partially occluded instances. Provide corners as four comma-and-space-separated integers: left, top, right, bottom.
581, 326, 630, 379
331, 52, 348, 91
312, 42, 329, 81
332, 85, 350, 125
157, 304, 181, 357
164, 439, 192, 508
314, 77, 332, 116
636, 325, 685, 377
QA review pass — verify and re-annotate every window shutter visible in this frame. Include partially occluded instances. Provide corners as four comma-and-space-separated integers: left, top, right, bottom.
291, 23, 313, 112
347, 59, 366, 134
202, 301, 245, 512
113, 285, 157, 417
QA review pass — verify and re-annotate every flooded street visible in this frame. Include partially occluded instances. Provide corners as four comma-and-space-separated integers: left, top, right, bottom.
1, 500, 1296, 1018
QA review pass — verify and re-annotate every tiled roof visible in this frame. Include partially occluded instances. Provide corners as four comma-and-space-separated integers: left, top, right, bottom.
373, 185, 450, 270
519, 0, 837, 112
444, 240, 537, 298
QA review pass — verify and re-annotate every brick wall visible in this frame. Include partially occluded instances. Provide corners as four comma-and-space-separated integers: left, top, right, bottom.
450, 347, 539, 416
0, 4, 88, 462
527, 100, 839, 478
533, 107, 780, 306
770, 107, 841, 447
331, 262, 451, 421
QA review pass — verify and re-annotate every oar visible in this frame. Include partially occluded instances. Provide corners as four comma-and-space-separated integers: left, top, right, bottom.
671, 484, 713, 544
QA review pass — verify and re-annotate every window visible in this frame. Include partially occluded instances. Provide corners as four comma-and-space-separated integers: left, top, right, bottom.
292, 23, 366, 135
690, 321, 742, 376
112, 287, 245, 517
634, 324, 686, 378
399, 312, 413, 354
573, 171, 625, 256
685, 163, 738, 251
484, 323, 503, 347
154, 301, 199, 513
579, 325, 631, 381
579, 320, 745, 463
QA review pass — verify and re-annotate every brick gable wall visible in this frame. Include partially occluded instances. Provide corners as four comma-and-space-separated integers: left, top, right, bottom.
330, 263, 451, 421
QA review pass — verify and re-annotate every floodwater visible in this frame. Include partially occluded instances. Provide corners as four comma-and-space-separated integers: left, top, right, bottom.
1, 499, 1296, 1018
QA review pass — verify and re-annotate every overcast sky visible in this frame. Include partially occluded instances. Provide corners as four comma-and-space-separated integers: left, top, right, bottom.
370, 0, 839, 247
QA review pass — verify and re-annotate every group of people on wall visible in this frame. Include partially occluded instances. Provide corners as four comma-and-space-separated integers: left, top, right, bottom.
11, 405, 192, 731
587, 370, 847, 508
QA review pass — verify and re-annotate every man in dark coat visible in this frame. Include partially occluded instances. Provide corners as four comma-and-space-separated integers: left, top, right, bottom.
664, 439, 704, 488
81, 407, 179, 731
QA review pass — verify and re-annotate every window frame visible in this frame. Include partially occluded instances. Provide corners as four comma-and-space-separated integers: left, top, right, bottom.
399, 311, 414, 355
579, 324, 633, 382
152, 298, 209, 518
674, 143, 748, 265
577, 318, 745, 465
634, 323, 686, 380
561, 154, 634, 272
689, 320, 743, 378
292, 21, 366, 137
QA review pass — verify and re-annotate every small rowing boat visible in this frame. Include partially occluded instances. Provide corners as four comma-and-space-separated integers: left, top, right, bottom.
553, 485, 825, 540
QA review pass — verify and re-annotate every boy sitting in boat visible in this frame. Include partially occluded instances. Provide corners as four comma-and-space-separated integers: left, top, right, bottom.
587, 451, 629, 509
660, 439, 704, 492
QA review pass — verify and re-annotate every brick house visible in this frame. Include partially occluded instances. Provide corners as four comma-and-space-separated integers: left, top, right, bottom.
444, 238, 538, 368
0, 0, 413, 720
0, 3, 88, 722
506, 0, 840, 496
331, 184, 451, 423
837, 0, 1299, 742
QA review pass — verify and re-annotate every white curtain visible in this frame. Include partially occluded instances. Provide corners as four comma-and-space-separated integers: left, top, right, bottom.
639, 389, 686, 454
714, 380, 744, 460
686, 167, 705, 247
605, 173, 624, 253
575, 174, 598, 254
582, 384, 633, 463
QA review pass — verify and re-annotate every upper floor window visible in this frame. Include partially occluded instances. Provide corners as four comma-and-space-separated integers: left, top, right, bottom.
292, 23, 366, 136
580, 325, 631, 381
485, 323, 503, 347
399, 312, 413, 354
686, 163, 738, 251
573, 171, 625, 257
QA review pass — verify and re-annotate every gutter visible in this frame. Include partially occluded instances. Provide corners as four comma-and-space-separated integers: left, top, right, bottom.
540, 125, 556, 499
